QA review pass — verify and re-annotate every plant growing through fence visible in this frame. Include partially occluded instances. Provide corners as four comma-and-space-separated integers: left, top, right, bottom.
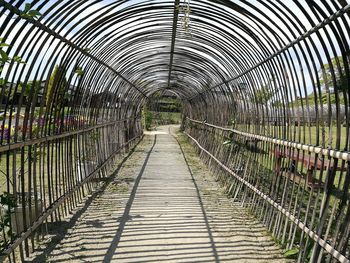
75, 67, 84, 77
19, 4, 41, 20
0, 192, 17, 250
0, 38, 26, 99
142, 104, 152, 131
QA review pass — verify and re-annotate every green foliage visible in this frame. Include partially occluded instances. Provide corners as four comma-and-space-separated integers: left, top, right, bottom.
229, 118, 236, 127
13, 55, 26, 64
151, 111, 181, 125
75, 67, 84, 76
318, 56, 348, 92
290, 92, 345, 107
223, 140, 232, 146
0, 39, 10, 64
20, 4, 42, 19
0, 192, 17, 208
0, 38, 26, 66
0, 192, 17, 249
0, 43, 10, 48
142, 105, 153, 131
284, 248, 299, 259
18, 81, 35, 97
166, 112, 173, 123
0, 50, 9, 64
253, 85, 274, 104
271, 100, 284, 108
47, 66, 57, 105
28, 147, 44, 162
291, 56, 348, 108
24, 3, 32, 12
46, 65, 67, 110
252, 77, 276, 104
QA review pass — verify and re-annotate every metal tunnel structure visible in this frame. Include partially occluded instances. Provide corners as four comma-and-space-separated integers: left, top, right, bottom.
0, 0, 350, 262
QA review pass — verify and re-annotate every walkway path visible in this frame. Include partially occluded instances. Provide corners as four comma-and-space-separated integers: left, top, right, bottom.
31, 126, 286, 262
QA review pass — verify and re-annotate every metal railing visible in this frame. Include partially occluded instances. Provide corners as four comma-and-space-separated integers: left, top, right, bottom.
185, 117, 350, 262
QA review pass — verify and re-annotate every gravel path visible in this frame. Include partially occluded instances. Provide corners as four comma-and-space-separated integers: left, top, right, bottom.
30, 126, 287, 263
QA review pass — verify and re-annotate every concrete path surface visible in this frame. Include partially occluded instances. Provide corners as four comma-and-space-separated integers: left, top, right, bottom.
30, 126, 287, 263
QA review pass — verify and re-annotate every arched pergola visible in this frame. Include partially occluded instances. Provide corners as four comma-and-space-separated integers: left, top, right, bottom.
0, 0, 349, 262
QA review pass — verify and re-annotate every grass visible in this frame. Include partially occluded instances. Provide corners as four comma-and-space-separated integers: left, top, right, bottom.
234, 124, 348, 150
151, 111, 181, 125
141, 110, 182, 130
176, 128, 299, 259
0, 138, 99, 196
184, 125, 346, 261
289, 92, 346, 107
106, 180, 129, 193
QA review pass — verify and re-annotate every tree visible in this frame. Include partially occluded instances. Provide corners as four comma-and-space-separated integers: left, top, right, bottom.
253, 85, 274, 104
46, 65, 67, 110
318, 56, 348, 93
252, 76, 277, 104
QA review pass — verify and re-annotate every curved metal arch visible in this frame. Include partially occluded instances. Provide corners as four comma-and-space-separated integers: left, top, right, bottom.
1, 1, 350, 262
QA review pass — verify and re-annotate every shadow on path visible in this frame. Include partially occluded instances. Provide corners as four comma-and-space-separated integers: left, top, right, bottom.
30, 127, 286, 263
172, 130, 220, 263
29, 139, 143, 263
102, 135, 157, 262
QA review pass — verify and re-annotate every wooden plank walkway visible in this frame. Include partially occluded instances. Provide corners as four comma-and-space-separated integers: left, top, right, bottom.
29, 126, 286, 263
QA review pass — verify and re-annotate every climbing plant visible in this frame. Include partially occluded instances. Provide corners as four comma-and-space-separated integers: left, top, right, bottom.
0, 38, 26, 86
19, 4, 41, 20
142, 104, 152, 131
0, 192, 17, 250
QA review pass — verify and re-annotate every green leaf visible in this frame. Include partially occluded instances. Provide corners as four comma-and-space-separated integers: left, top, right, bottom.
13, 55, 26, 64
24, 3, 32, 12
0, 49, 9, 62
75, 67, 84, 76
13, 55, 21, 62
0, 43, 10, 48
20, 13, 31, 19
283, 248, 299, 259
27, 9, 42, 18
83, 48, 91, 53
20, 7, 42, 20
0, 78, 5, 86
223, 140, 232, 145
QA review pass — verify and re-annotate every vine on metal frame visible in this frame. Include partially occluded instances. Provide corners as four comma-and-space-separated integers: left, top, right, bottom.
177, 0, 192, 36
